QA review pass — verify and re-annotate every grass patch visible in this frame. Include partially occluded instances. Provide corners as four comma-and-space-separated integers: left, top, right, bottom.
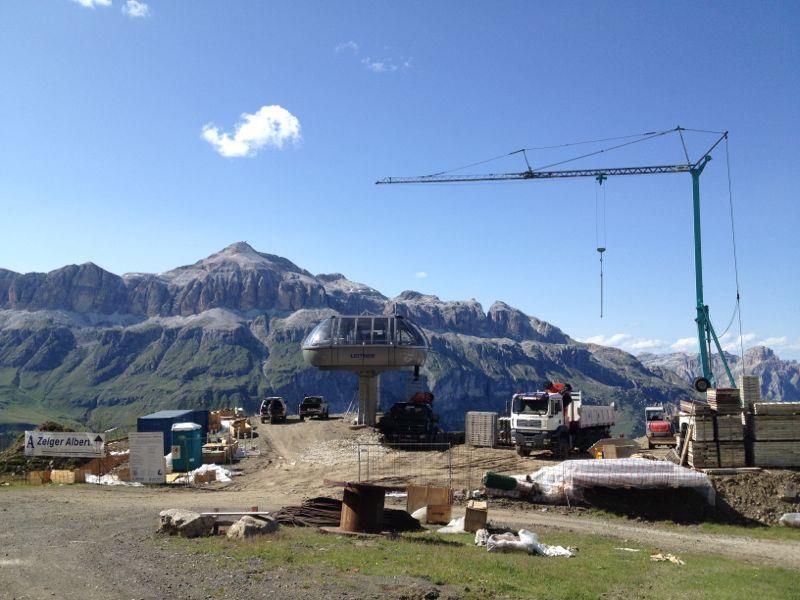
175, 528, 797, 599
579, 506, 800, 541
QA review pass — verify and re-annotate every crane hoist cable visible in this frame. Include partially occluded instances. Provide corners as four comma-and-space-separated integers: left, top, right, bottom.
725, 135, 746, 375
595, 174, 608, 318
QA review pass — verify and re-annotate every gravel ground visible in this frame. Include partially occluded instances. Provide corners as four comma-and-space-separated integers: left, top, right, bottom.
2, 417, 799, 599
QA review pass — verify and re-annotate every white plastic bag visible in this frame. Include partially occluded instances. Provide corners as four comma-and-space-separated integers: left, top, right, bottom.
486, 529, 574, 557
437, 516, 465, 534
411, 506, 427, 521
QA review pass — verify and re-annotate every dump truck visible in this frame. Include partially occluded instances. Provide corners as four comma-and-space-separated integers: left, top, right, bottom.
510, 382, 615, 458
645, 405, 676, 449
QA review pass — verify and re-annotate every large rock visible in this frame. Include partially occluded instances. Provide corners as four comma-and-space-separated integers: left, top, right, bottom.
158, 508, 215, 538
226, 514, 279, 539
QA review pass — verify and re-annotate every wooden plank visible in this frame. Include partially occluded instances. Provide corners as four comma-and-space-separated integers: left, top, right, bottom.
753, 441, 800, 467
753, 402, 800, 416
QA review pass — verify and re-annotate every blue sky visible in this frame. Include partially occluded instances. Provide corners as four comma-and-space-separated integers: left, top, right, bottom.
1, 1, 799, 360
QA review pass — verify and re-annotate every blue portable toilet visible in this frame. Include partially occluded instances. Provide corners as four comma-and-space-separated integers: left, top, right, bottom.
171, 422, 203, 472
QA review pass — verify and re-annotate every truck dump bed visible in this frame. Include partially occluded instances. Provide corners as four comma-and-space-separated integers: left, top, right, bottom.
572, 404, 615, 428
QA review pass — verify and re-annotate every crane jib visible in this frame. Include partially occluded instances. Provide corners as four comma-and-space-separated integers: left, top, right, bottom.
376, 164, 694, 185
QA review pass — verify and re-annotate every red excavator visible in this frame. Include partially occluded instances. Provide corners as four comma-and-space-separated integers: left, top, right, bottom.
645, 405, 677, 449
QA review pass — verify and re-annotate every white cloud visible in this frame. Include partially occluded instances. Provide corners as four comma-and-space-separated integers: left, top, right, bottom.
122, 0, 150, 18
581, 330, 800, 358
414, 271, 428, 279
72, 0, 111, 8
202, 105, 301, 158
335, 41, 359, 53
361, 57, 412, 73
671, 337, 698, 352
579, 333, 668, 353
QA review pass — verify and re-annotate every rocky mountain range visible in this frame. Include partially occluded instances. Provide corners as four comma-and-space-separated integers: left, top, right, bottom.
0, 242, 795, 446
639, 347, 800, 401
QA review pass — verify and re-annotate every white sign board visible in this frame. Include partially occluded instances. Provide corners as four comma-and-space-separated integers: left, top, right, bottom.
128, 432, 166, 484
24, 431, 105, 458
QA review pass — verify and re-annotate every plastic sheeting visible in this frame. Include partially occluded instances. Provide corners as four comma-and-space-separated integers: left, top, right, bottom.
520, 458, 715, 505
779, 513, 800, 528
188, 464, 232, 483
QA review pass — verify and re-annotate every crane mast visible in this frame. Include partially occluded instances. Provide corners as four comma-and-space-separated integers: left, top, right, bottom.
376, 129, 736, 389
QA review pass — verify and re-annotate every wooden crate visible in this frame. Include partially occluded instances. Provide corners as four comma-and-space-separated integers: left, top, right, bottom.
753, 441, 800, 467
464, 500, 488, 533
426, 504, 452, 525
406, 484, 453, 514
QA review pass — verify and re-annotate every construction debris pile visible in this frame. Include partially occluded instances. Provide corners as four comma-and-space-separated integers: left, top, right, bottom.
273, 496, 423, 531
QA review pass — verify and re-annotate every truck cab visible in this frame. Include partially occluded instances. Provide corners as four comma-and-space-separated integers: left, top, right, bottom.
510, 391, 574, 457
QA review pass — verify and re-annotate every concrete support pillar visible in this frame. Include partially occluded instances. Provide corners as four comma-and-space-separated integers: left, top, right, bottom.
357, 372, 380, 426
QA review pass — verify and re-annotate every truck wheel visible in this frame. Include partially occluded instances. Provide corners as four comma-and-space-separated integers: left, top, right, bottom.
516, 447, 531, 457
647, 438, 654, 450
299, 414, 305, 422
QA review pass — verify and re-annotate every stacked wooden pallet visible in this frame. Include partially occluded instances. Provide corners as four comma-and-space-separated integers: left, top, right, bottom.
680, 400, 714, 416
751, 402, 800, 467
692, 414, 744, 442
738, 375, 761, 410
706, 388, 742, 414
679, 391, 745, 468
465, 411, 498, 447
687, 441, 746, 469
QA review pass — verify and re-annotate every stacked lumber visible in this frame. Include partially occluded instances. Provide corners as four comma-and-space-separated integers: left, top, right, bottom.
680, 400, 713, 416
687, 441, 746, 469
753, 402, 800, 416
465, 411, 498, 447
751, 442, 800, 468
738, 375, 761, 410
691, 414, 744, 442
680, 389, 745, 468
751, 401, 800, 467
706, 388, 741, 414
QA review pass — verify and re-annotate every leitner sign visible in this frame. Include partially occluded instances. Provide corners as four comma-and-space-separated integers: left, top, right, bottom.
24, 431, 105, 458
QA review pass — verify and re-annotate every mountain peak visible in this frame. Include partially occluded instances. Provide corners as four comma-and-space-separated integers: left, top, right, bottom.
221, 241, 260, 256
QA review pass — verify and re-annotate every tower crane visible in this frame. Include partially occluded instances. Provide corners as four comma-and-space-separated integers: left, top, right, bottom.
376, 127, 737, 390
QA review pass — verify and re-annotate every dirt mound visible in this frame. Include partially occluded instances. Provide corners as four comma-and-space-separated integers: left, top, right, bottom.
711, 469, 800, 525
582, 487, 713, 523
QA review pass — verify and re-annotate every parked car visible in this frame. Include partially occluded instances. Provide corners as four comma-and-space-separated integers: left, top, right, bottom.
299, 396, 329, 420
260, 397, 287, 424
